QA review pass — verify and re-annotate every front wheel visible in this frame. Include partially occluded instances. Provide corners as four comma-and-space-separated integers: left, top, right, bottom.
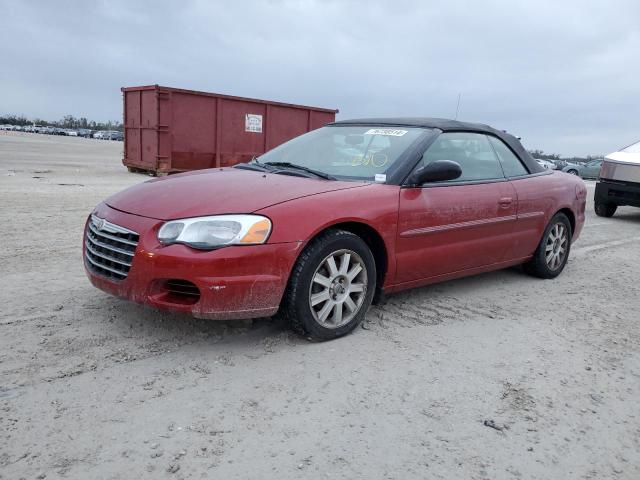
595, 202, 617, 217
567, 169, 579, 176
523, 213, 572, 279
280, 229, 376, 340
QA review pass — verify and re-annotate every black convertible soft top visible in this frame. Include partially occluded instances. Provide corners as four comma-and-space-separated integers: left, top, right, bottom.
330, 117, 544, 174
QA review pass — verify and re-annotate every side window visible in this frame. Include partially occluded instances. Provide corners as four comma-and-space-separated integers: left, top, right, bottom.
488, 136, 528, 177
421, 132, 504, 182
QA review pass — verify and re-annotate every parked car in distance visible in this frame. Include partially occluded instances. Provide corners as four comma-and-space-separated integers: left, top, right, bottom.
595, 140, 640, 217
105, 131, 124, 141
84, 117, 587, 340
77, 129, 93, 138
561, 159, 603, 178
536, 158, 557, 170
561, 162, 581, 175
92, 131, 105, 139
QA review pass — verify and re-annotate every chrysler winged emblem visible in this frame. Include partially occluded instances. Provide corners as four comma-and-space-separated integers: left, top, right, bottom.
94, 217, 106, 231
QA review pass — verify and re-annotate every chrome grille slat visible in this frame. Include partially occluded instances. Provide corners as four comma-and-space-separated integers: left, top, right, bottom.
85, 232, 135, 257
85, 253, 128, 278
85, 240, 133, 267
90, 213, 138, 235
85, 215, 139, 281
88, 221, 138, 246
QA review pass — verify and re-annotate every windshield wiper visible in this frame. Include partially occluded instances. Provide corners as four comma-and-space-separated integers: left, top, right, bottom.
263, 162, 336, 180
234, 163, 270, 172
233, 156, 273, 172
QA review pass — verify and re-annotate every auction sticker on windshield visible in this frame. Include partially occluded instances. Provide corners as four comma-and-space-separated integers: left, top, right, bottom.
364, 129, 407, 136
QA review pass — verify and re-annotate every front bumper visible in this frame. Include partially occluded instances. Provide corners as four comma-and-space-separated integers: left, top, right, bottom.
595, 179, 640, 208
84, 203, 303, 319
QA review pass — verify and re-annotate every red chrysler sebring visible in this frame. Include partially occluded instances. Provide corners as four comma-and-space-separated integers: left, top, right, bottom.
84, 118, 586, 340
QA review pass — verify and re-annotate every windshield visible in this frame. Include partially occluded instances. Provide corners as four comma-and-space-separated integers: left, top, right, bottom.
257, 125, 429, 181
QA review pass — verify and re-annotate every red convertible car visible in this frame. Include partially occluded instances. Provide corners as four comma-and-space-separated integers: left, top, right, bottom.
84, 118, 586, 340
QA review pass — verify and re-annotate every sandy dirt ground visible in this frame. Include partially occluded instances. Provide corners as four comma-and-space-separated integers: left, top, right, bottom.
1, 131, 639, 480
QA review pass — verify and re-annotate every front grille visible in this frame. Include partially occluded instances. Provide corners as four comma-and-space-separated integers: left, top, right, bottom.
85, 214, 139, 280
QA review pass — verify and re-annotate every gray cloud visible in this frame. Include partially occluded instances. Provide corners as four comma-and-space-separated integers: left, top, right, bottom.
1, 0, 639, 155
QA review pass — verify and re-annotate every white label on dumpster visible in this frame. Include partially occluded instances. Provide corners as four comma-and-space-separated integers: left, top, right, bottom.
245, 114, 263, 133
364, 128, 407, 136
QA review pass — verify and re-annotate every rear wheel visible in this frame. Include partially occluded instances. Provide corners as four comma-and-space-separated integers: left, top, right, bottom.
594, 202, 617, 218
523, 213, 572, 279
280, 229, 376, 340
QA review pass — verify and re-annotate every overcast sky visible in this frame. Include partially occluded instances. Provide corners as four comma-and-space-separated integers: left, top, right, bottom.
1, 0, 639, 156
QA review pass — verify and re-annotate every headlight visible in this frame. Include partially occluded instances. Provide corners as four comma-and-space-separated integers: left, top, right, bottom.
158, 215, 271, 249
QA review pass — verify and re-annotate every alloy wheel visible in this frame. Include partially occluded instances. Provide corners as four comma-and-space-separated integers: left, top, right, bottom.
309, 249, 368, 329
545, 223, 568, 270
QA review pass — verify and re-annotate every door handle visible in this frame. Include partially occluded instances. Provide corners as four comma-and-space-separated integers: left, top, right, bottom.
499, 197, 513, 208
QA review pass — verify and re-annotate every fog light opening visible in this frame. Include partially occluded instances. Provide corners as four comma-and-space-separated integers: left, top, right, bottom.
162, 279, 201, 305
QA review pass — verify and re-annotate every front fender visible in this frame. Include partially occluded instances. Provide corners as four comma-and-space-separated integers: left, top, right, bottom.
257, 184, 401, 287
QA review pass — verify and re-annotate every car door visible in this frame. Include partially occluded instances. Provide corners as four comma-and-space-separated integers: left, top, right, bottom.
395, 132, 517, 285
486, 135, 549, 260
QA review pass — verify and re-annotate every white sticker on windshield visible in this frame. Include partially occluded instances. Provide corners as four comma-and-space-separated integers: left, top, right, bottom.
374, 173, 387, 183
364, 128, 408, 137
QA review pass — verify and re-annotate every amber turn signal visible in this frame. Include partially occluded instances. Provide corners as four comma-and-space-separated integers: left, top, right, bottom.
240, 219, 272, 244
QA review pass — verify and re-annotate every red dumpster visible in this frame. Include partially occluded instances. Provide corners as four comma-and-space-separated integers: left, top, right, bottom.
121, 85, 338, 175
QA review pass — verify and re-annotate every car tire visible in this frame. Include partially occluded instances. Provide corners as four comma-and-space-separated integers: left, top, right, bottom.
567, 169, 579, 175
280, 229, 376, 341
594, 202, 617, 218
523, 213, 572, 279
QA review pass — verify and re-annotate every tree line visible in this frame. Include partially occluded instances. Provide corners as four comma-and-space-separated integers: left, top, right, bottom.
0, 114, 123, 132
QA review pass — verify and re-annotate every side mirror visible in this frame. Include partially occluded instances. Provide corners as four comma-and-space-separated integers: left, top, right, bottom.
408, 160, 462, 185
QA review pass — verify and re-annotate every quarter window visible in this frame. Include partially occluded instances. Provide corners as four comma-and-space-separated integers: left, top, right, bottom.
420, 132, 504, 182
488, 136, 528, 177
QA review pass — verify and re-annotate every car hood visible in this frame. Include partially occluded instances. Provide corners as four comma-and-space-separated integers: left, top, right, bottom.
105, 168, 368, 220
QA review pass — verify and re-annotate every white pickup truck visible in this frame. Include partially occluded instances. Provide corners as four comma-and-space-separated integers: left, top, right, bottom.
595, 140, 640, 217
